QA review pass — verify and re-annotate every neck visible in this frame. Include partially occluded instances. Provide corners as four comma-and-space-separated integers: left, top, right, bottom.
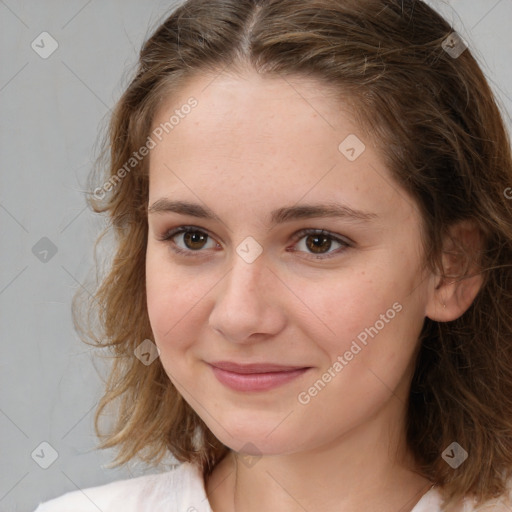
206, 395, 433, 512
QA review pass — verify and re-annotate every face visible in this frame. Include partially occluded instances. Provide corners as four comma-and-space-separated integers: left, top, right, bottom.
145, 69, 433, 456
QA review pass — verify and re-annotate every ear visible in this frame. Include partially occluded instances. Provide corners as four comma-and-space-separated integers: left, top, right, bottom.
425, 220, 485, 322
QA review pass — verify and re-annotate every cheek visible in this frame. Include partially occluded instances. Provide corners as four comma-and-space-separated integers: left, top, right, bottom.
145, 247, 214, 348
307, 266, 423, 364
146, 248, 188, 343
303, 271, 385, 347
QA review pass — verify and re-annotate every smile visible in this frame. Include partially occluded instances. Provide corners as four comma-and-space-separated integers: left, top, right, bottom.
208, 362, 311, 392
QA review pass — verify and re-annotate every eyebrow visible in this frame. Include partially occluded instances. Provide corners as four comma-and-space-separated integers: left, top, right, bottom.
147, 199, 378, 225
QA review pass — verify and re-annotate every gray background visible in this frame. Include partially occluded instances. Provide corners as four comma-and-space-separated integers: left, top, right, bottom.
1, 1, 511, 511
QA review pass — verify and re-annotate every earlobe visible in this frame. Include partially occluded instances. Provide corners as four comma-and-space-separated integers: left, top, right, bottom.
425, 220, 485, 322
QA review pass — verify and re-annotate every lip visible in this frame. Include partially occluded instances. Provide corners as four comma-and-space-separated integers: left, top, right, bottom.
210, 361, 308, 373
208, 361, 311, 392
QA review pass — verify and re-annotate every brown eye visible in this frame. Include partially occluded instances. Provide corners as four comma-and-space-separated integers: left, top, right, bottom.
304, 233, 333, 254
182, 230, 209, 250
160, 226, 219, 257
159, 226, 350, 260
291, 229, 350, 259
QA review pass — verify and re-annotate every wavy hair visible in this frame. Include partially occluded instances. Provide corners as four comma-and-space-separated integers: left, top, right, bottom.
74, 0, 512, 509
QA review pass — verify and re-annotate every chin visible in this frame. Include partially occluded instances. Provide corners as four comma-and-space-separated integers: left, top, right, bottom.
205, 419, 310, 457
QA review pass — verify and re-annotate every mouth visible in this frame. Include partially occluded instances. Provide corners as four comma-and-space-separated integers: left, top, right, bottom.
208, 361, 312, 392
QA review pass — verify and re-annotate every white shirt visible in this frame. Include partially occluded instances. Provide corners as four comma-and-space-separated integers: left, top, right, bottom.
32, 462, 510, 511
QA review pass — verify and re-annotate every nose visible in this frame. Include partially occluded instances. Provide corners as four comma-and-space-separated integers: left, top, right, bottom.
208, 251, 287, 344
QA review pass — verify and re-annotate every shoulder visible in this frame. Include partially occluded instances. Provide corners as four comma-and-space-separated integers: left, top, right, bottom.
412, 477, 512, 512
470, 478, 512, 511
33, 462, 212, 512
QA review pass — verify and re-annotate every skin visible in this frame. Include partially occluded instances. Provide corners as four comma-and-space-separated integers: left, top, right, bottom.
145, 68, 483, 512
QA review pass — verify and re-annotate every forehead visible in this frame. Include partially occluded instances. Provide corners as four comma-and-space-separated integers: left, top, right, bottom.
150, 70, 358, 177
147, 70, 417, 226
152, 70, 353, 144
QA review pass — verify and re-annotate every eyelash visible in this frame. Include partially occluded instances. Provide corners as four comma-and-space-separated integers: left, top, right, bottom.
158, 225, 352, 260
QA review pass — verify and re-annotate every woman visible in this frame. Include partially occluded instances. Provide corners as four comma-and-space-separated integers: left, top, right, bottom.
35, 0, 512, 510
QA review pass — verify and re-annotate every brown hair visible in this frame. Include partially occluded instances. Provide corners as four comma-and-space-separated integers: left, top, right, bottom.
75, 0, 512, 509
